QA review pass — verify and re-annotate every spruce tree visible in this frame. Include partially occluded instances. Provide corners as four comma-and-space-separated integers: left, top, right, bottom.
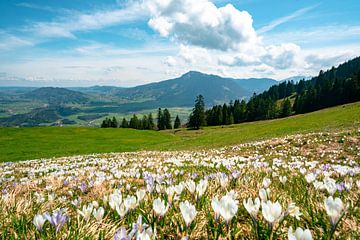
142, 115, 149, 130
188, 95, 206, 129
281, 98, 292, 117
121, 118, 128, 128
111, 116, 118, 128
148, 113, 155, 130
163, 108, 172, 129
129, 114, 139, 129
157, 108, 165, 130
174, 115, 181, 129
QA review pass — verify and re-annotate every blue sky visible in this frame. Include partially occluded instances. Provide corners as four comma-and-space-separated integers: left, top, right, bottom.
0, 0, 359, 87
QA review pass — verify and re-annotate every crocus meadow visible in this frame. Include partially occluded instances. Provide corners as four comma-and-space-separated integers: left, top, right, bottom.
0, 130, 359, 239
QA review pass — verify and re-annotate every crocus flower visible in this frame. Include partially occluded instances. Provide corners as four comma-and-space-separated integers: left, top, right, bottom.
324, 196, 344, 226
109, 191, 122, 210
116, 203, 127, 219
288, 226, 313, 240
259, 188, 269, 202
179, 200, 197, 227
218, 193, 238, 223
153, 198, 169, 217
279, 176, 287, 185
114, 227, 130, 240
44, 209, 68, 233
77, 204, 93, 221
305, 173, 316, 183
196, 179, 208, 198
93, 207, 105, 221
211, 196, 221, 220
262, 201, 283, 224
243, 197, 260, 219
262, 177, 271, 188
186, 180, 196, 195
33, 214, 46, 232
136, 189, 146, 203
124, 195, 137, 211
287, 203, 302, 220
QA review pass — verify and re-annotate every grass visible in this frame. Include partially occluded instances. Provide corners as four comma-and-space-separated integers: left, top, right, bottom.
1, 102, 360, 162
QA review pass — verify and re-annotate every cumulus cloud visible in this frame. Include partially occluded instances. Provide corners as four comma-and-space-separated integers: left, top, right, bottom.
261, 43, 302, 69
163, 56, 177, 67
146, 0, 258, 51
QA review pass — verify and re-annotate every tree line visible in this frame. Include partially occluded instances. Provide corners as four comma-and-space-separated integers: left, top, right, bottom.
101, 108, 181, 130
102, 56, 360, 130
188, 56, 360, 129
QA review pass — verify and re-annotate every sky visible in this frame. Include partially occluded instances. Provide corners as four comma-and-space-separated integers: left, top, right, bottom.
0, 0, 359, 87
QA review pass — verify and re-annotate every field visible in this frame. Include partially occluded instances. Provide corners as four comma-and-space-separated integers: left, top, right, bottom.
1, 102, 360, 162
0, 129, 359, 239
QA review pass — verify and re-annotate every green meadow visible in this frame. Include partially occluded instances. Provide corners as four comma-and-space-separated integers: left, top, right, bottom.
1, 102, 359, 162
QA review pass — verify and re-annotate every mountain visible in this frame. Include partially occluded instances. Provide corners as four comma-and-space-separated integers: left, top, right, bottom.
232, 78, 277, 94
280, 75, 312, 83
24, 87, 89, 104
114, 71, 251, 107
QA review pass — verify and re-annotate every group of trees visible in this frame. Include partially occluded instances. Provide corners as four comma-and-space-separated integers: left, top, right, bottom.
103, 57, 360, 130
101, 109, 182, 130
188, 56, 360, 128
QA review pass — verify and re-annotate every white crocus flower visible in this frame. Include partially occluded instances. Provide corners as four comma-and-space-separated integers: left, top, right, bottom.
305, 173, 316, 183
93, 207, 105, 221
262, 200, 283, 224
218, 192, 238, 223
259, 188, 269, 202
288, 226, 313, 240
324, 196, 345, 225
124, 195, 137, 211
279, 176, 287, 185
179, 200, 197, 227
196, 179, 208, 198
136, 189, 146, 203
33, 214, 46, 232
186, 180, 196, 195
153, 198, 169, 217
324, 177, 337, 195
115, 203, 127, 219
243, 197, 260, 218
287, 203, 302, 220
77, 204, 94, 221
211, 196, 221, 220
262, 177, 271, 188
109, 192, 122, 210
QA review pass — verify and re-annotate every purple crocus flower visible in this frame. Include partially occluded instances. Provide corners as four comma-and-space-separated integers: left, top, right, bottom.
44, 209, 68, 233
114, 227, 130, 240
144, 174, 154, 193
78, 182, 87, 193
129, 215, 149, 238
63, 179, 70, 186
336, 182, 346, 192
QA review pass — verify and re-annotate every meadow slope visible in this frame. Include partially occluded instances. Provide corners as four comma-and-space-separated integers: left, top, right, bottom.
0, 102, 359, 162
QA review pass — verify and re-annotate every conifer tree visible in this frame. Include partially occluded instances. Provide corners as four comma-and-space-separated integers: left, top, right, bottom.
163, 108, 172, 129
174, 115, 181, 129
188, 95, 206, 129
121, 117, 128, 128
157, 108, 165, 130
148, 113, 155, 130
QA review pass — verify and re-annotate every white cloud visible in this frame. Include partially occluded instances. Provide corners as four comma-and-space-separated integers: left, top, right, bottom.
257, 4, 319, 34
146, 0, 259, 51
27, 1, 147, 38
261, 43, 302, 69
0, 31, 33, 50
163, 56, 177, 67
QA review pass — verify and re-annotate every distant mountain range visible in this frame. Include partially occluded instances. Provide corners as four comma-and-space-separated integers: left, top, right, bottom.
0, 71, 311, 126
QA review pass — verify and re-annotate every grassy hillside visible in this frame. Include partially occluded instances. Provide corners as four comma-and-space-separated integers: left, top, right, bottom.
1, 102, 359, 162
